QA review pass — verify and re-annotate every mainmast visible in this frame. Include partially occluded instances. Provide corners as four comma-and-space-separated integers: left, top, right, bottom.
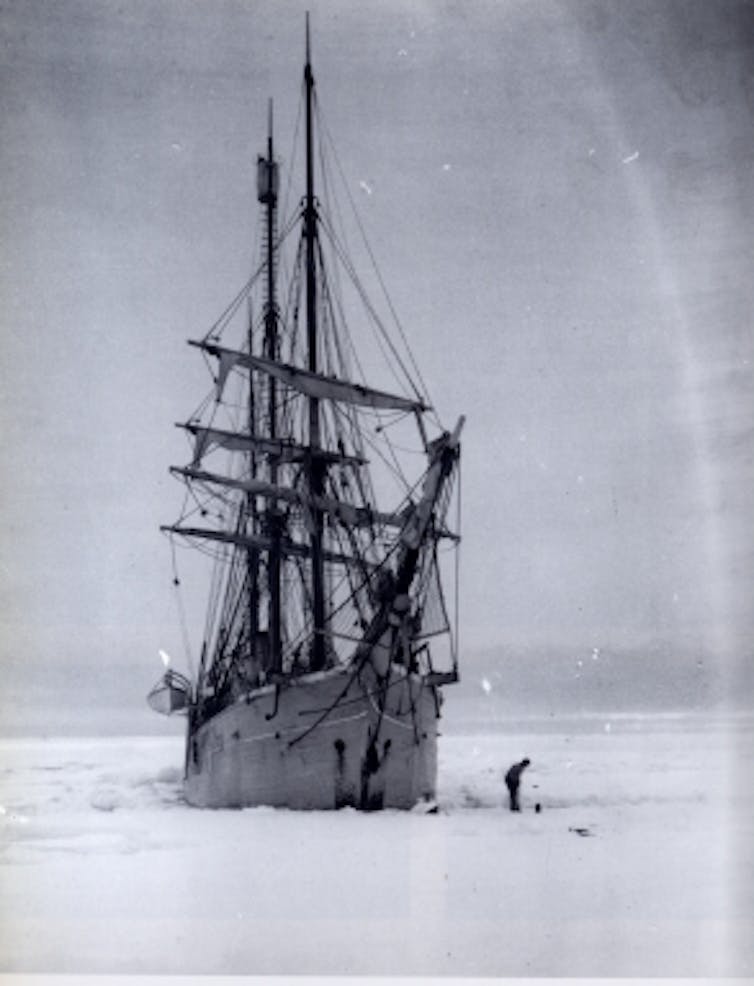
305, 14, 326, 671
257, 98, 282, 672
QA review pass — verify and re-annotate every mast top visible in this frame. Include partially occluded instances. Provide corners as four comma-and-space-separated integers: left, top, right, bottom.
306, 11, 311, 66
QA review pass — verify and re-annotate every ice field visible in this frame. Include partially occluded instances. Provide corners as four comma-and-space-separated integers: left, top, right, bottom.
0, 710, 751, 977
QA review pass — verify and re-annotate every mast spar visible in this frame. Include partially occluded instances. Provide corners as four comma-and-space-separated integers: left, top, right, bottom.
304, 13, 326, 671
258, 97, 282, 673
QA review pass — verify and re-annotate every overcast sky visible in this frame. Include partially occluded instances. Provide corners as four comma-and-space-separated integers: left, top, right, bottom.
1, 0, 752, 734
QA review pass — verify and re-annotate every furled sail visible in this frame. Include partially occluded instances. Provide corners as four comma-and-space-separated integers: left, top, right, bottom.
160, 523, 378, 570
180, 423, 365, 468
171, 465, 405, 529
191, 341, 430, 413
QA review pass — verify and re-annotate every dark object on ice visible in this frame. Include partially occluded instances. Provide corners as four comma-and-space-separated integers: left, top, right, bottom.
535, 802, 541, 813
504, 758, 530, 812
569, 826, 594, 837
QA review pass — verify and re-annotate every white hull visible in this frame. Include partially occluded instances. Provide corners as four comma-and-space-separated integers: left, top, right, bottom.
184, 665, 440, 809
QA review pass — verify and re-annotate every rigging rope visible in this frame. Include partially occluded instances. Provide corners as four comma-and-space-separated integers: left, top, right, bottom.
317, 214, 419, 403
169, 540, 196, 680
287, 649, 371, 748
453, 454, 461, 671
199, 210, 301, 345
315, 103, 440, 425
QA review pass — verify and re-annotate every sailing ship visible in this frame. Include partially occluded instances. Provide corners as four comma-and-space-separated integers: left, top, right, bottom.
148, 22, 463, 810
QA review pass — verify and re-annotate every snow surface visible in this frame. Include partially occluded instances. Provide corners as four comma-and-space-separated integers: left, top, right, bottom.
0, 712, 751, 977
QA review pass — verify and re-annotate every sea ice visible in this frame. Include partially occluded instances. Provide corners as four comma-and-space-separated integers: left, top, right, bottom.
0, 713, 751, 976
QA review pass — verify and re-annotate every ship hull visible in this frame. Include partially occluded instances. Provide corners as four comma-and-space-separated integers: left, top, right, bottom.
184, 665, 440, 810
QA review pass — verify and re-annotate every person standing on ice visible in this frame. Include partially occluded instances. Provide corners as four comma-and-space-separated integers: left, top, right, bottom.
504, 758, 530, 811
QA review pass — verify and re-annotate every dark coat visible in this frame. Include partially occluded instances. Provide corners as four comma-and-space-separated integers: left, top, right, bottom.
505, 760, 529, 789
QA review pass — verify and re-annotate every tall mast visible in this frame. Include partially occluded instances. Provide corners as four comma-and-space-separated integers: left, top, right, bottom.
258, 98, 282, 672
264, 99, 277, 435
246, 299, 259, 662
304, 13, 326, 671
